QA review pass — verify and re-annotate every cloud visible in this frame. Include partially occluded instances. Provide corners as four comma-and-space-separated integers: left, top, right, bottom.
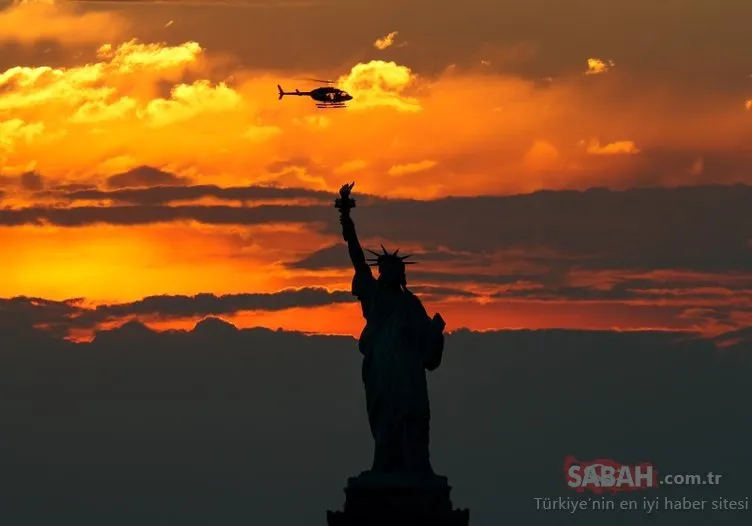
0, 287, 355, 337
285, 184, 752, 276
8, 184, 752, 276
287, 242, 752, 318
106, 166, 193, 189
374, 31, 398, 50
96, 40, 203, 74
0, 32, 748, 197
0, 65, 111, 111
0, 169, 45, 190
0, 38, 293, 175
336, 60, 420, 112
387, 160, 437, 176
0, 202, 330, 227
139, 80, 241, 127
585, 57, 615, 75
286, 243, 508, 274
2, 184, 751, 336
0, 119, 44, 151
585, 138, 640, 155
243, 123, 282, 143
519, 139, 559, 170
0, 0, 127, 44
70, 96, 138, 123
0, 40, 204, 115
19, 170, 44, 190
92, 287, 353, 320
46, 180, 347, 205
334, 159, 368, 174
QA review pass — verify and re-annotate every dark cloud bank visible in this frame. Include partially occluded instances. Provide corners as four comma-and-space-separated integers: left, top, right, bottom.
10, 183, 752, 273
1, 312, 751, 526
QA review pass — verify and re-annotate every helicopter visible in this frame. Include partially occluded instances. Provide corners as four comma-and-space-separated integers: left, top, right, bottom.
277, 78, 352, 109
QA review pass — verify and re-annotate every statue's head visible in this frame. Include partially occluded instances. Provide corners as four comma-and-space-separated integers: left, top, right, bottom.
367, 245, 415, 288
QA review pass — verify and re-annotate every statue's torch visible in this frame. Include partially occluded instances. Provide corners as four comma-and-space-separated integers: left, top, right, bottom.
335, 181, 356, 214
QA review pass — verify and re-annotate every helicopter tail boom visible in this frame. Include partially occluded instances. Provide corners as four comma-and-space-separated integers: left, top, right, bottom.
278, 85, 309, 99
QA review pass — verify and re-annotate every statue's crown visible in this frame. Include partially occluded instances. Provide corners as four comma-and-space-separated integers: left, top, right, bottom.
366, 245, 416, 266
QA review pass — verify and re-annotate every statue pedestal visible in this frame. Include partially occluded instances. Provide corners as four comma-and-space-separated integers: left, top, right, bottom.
327, 471, 470, 526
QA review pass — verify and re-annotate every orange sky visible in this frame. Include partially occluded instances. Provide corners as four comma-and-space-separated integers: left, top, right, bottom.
0, 0, 751, 340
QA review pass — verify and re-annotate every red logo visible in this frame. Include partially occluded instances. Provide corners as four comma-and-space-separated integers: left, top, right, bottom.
564, 456, 658, 493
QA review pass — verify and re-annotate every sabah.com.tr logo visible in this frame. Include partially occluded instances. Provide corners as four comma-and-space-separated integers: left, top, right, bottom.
564, 456, 723, 493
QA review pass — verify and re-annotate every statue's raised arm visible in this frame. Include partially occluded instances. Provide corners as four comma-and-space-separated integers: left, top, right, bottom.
336, 182, 368, 272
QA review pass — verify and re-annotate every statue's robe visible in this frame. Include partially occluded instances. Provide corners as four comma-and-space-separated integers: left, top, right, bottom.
352, 267, 444, 473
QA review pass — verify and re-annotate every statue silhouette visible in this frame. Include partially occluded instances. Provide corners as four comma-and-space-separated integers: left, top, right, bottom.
327, 183, 468, 526
336, 182, 446, 476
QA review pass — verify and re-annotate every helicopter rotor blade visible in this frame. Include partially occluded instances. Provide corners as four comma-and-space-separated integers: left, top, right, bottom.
295, 77, 336, 84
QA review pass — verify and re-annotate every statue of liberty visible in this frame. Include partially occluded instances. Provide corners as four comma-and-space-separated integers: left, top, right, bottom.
335, 182, 446, 476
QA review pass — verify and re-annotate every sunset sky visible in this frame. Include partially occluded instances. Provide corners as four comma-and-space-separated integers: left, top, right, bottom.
1, 0, 751, 340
